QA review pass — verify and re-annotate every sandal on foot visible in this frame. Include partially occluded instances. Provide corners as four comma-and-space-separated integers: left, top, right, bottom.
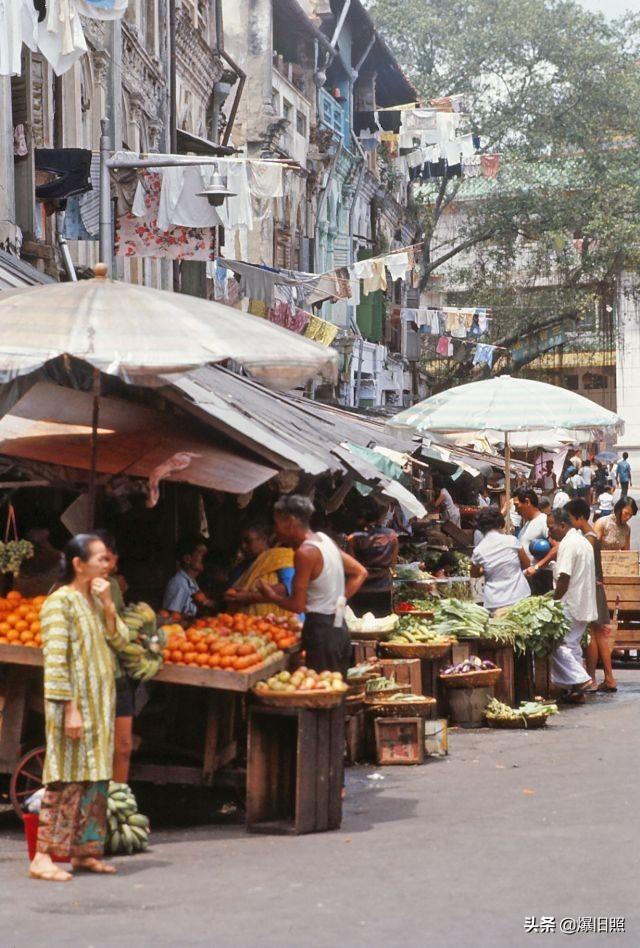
29, 868, 72, 882
597, 682, 618, 693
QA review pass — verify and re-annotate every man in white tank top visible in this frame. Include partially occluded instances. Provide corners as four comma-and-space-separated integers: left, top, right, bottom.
257, 495, 368, 674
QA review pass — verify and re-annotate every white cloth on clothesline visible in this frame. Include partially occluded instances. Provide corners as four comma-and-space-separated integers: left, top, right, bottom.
0, 0, 38, 77
385, 252, 410, 282
37, 0, 87, 76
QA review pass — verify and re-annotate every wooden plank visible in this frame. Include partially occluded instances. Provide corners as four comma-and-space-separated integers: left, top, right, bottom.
0, 644, 286, 691
154, 653, 287, 691
0, 666, 30, 767
202, 691, 222, 785
246, 708, 269, 826
0, 643, 44, 669
314, 710, 331, 832
379, 658, 422, 694
327, 706, 344, 830
296, 709, 318, 834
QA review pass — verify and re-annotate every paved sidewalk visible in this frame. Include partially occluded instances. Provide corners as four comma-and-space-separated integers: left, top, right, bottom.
1, 674, 639, 948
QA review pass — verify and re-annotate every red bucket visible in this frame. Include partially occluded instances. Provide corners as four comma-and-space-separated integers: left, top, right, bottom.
22, 813, 66, 863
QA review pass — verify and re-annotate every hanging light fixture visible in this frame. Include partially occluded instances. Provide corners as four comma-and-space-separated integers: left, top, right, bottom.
196, 171, 236, 207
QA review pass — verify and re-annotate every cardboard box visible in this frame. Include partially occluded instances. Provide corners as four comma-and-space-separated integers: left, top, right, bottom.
601, 550, 639, 578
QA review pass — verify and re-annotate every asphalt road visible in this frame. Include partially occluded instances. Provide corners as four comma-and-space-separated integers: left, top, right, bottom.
2, 672, 639, 948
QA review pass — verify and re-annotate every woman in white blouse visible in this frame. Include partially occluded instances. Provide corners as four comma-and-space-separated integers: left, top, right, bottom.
470, 506, 531, 615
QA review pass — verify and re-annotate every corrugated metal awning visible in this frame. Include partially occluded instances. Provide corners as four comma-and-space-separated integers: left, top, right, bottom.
0, 250, 55, 291
0, 382, 277, 494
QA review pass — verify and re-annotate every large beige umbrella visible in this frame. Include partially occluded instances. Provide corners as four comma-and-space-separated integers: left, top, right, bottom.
0, 264, 337, 389
0, 264, 338, 524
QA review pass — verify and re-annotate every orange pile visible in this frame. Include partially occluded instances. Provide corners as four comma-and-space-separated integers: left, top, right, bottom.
161, 613, 299, 671
0, 591, 45, 647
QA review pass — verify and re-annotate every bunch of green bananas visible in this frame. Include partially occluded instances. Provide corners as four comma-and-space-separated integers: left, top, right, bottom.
117, 641, 163, 681
123, 602, 160, 645
106, 782, 151, 855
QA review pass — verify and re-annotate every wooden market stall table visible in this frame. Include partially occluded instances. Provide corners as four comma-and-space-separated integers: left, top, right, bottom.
0, 641, 286, 810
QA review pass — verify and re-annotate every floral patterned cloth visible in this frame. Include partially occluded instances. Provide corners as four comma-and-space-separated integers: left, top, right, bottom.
115, 171, 216, 260
37, 780, 108, 859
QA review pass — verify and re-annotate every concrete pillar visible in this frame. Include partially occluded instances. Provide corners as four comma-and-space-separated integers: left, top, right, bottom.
615, 271, 640, 463
0, 78, 18, 249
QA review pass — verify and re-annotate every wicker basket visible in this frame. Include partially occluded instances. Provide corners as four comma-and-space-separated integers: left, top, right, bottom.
365, 696, 436, 717
364, 683, 411, 701
349, 628, 391, 642
485, 712, 549, 729
252, 687, 346, 708
380, 641, 453, 660
346, 667, 381, 686
440, 667, 502, 689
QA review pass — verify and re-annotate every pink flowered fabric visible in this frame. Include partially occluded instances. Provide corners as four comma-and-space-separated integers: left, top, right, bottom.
115, 171, 216, 260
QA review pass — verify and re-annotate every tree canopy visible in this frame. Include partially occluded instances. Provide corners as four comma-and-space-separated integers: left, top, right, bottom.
369, 0, 640, 382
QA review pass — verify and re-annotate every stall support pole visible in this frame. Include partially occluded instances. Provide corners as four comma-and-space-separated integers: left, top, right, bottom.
99, 119, 113, 275
504, 431, 512, 535
87, 368, 101, 531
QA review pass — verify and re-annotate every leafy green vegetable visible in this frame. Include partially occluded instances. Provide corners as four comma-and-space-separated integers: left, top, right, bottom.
431, 598, 489, 639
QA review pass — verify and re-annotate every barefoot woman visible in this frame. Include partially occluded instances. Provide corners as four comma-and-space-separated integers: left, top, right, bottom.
29, 534, 130, 882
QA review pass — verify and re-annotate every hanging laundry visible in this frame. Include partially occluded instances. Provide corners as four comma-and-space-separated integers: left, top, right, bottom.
350, 258, 375, 282
249, 161, 284, 199
61, 196, 93, 239
478, 313, 489, 334
463, 309, 475, 329
37, 0, 87, 77
75, 0, 128, 16
444, 311, 457, 334
334, 267, 352, 299
248, 299, 268, 318
473, 343, 496, 368
403, 110, 438, 133
304, 315, 338, 347
400, 308, 418, 323
436, 336, 453, 357
116, 171, 216, 260
215, 162, 253, 231
78, 152, 100, 237
0, 0, 39, 77
156, 166, 218, 230
428, 310, 442, 335
363, 258, 387, 296
35, 148, 92, 205
462, 155, 481, 178
480, 154, 500, 179
469, 313, 481, 337
385, 252, 410, 282
450, 312, 468, 338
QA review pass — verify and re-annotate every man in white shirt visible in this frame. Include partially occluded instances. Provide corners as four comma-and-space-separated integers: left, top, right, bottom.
514, 488, 556, 594
570, 450, 582, 473
547, 508, 595, 701
553, 488, 570, 510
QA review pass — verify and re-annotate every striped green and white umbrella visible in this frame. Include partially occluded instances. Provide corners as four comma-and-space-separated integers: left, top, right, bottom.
387, 375, 624, 442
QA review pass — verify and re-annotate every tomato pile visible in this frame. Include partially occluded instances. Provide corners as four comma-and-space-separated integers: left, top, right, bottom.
0, 591, 45, 647
161, 613, 300, 671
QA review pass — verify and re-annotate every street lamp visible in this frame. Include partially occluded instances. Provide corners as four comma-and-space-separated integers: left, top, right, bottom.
196, 171, 237, 207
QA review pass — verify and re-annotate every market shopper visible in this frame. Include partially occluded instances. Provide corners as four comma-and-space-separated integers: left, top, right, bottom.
538, 460, 557, 497
257, 495, 367, 675
553, 487, 570, 510
162, 537, 214, 617
580, 461, 593, 505
432, 476, 461, 528
29, 534, 130, 882
470, 506, 531, 614
346, 501, 399, 617
224, 523, 294, 618
514, 488, 556, 594
564, 499, 616, 693
593, 497, 637, 551
596, 484, 615, 520
546, 509, 594, 702
616, 452, 632, 498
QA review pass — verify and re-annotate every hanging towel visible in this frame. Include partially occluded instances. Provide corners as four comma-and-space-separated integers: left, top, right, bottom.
473, 343, 496, 368
450, 312, 468, 338
0, 0, 39, 78
481, 155, 500, 179
305, 315, 338, 347
249, 162, 284, 199
478, 313, 489, 334
213, 163, 253, 230
436, 336, 453, 357
157, 165, 221, 230
363, 259, 387, 295
385, 252, 410, 282
37, 0, 87, 76
350, 259, 374, 281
